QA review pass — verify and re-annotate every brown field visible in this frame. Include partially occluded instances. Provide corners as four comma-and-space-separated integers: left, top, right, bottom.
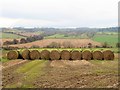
16, 32, 40, 37
2, 57, 118, 88
7, 39, 102, 48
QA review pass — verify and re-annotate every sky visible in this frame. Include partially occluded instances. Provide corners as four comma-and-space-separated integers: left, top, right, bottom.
0, 0, 119, 28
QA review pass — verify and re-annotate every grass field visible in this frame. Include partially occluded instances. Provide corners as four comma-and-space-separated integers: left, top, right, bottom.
1, 32, 25, 39
45, 33, 118, 48
93, 34, 118, 47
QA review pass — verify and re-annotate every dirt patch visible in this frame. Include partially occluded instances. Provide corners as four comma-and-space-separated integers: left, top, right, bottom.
50, 60, 66, 68
50, 60, 94, 68
63, 60, 94, 66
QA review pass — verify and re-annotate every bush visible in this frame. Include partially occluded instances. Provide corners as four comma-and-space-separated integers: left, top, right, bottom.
26, 35, 43, 42
13, 39, 19, 44
87, 43, 92, 48
46, 42, 61, 48
20, 38, 27, 44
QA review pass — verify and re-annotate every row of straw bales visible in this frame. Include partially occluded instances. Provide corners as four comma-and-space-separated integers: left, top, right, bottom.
7, 50, 114, 60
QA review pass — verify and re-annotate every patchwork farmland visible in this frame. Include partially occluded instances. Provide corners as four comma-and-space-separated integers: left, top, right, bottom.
1, 27, 119, 88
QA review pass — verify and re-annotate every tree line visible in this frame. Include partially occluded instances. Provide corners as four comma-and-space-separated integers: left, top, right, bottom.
3, 35, 43, 45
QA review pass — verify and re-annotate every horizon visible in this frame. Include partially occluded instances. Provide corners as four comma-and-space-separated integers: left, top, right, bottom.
0, 26, 118, 29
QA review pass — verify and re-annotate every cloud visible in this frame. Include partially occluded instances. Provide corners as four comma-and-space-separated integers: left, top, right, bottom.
0, 0, 119, 27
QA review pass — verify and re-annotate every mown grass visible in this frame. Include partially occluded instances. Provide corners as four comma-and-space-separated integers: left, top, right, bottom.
16, 60, 42, 73
16, 60, 47, 81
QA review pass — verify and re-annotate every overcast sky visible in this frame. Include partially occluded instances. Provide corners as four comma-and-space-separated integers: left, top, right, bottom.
0, 0, 119, 28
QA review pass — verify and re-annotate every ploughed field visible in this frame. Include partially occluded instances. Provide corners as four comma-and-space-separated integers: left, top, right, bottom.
1, 47, 118, 88
1, 53, 119, 88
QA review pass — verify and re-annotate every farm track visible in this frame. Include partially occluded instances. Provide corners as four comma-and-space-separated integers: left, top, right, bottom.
2, 60, 29, 69
2, 60, 119, 88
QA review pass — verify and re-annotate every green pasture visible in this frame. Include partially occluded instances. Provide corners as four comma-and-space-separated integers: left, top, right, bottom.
93, 34, 118, 47
1, 32, 25, 39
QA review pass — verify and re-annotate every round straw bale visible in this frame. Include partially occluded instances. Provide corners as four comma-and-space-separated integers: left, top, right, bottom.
21, 49, 30, 60
40, 50, 50, 60
61, 50, 70, 60
71, 50, 82, 60
93, 50, 103, 60
103, 50, 114, 60
82, 50, 92, 60
30, 50, 40, 60
50, 50, 60, 60
7, 50, 19, 60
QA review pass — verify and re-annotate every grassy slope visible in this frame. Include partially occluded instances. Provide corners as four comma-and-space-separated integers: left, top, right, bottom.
92, 34, 118, 47
1, 32, 25, 39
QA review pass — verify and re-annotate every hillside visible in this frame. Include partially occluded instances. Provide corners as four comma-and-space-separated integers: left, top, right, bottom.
7, 39, 102, 48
